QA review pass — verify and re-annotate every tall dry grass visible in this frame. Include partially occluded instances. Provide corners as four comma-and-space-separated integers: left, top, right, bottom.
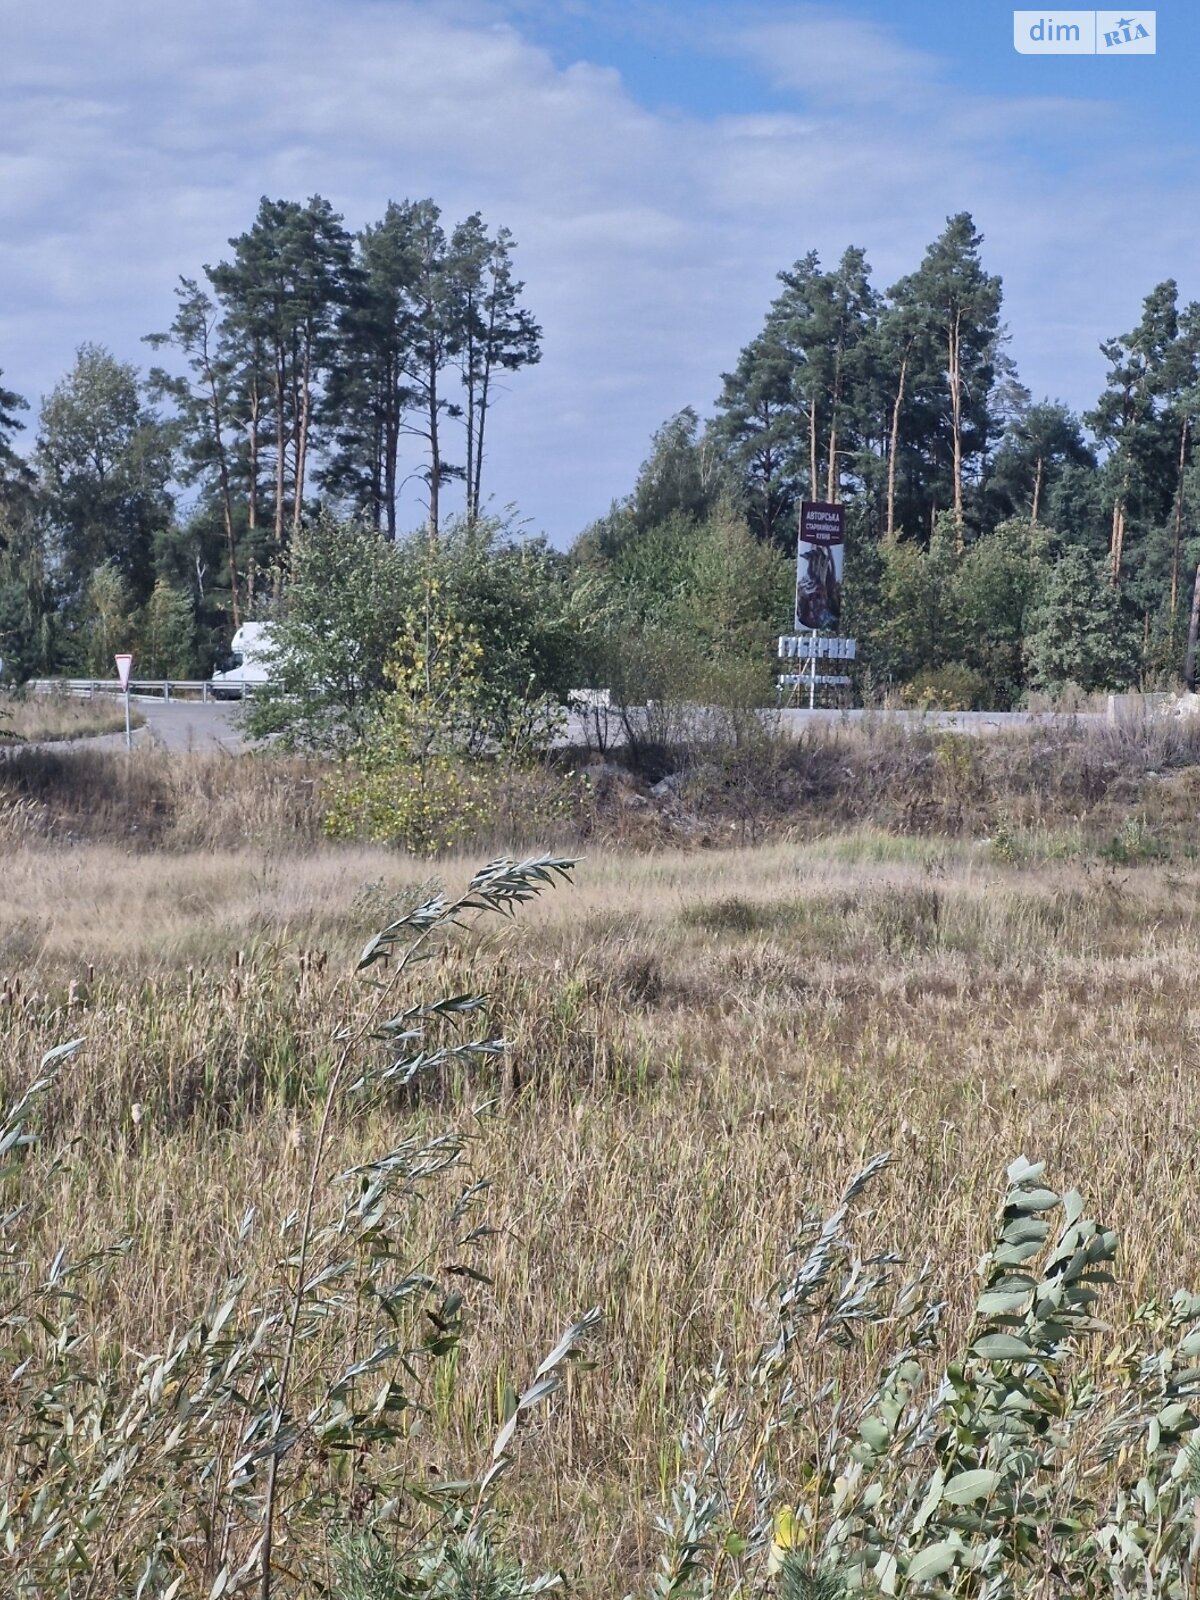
4, 712, 1200, 857
4, 819, 1200, 1589
0, 690, 144, 742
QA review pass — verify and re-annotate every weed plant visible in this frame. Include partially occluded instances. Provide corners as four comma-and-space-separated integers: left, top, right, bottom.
642, 1155, 1200, 1597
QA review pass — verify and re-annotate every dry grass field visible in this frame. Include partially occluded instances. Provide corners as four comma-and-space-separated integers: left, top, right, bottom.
2, 726, 1200, 1593
0, 690, 145, 743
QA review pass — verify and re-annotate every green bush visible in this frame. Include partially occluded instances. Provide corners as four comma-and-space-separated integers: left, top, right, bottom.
645, 1154, 1200, 1598
1103, 813, 1167, 865
899, 661, 989, 710
1024, 546, 1138, 693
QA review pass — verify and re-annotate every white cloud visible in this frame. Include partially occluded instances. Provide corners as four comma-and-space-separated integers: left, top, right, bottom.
1, 0, 1199, 539
729, 11, 946, 106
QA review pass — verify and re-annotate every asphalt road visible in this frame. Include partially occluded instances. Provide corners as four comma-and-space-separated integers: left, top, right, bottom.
47, 697, 251, 755
134, 698, 249, 752
22, 698, 1118, 758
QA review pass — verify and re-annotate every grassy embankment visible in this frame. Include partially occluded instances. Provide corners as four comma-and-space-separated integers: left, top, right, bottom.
0, 689, 145, 743
1, 722, 1199, 1591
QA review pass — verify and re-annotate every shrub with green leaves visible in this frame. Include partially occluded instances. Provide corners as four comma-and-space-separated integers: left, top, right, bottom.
323, 584, 572, 854
1023, 545, 1138, 693
324, 597, 494, 852
644, 1155, 1200, 1599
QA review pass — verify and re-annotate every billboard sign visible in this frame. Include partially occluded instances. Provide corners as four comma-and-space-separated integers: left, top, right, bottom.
778, 635, 856, 661
795, 501, 844, 631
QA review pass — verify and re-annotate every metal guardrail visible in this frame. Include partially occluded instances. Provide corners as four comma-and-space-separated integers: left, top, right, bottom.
27, 679, 261, 703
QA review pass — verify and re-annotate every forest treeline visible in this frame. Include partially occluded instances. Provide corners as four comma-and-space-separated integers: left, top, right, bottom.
0, 191, 541, 680
1, 201, 1198, 706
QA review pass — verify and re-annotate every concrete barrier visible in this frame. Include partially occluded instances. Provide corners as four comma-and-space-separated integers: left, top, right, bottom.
1107, 692, 1172, 725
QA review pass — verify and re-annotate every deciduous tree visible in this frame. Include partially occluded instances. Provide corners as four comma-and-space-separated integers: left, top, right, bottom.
36, 344, 173, 604
81, 561, 136, 676
244, 512, 410, 754
138, 577, 197, 678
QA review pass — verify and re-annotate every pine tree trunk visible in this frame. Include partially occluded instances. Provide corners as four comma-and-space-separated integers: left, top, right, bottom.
371, 377, 383, 532
200, 318, 241, 629
1110, 497, 1127, 587
886, 349, 909, 540
808, 399, 818, 502
1031, 456, 1043, 526
273, 346, 287, 554
760, 424, 777, 547
383, 355, 400, 540
826, 348, 843, 504
210, 389, 240, 629
464, 297, 477, 525
473, 291, 498, 522
427, 347, 440, 539
385, 426, 398, 539
370, 391, 383, 532
949, 309, 964, 545
1171, 416, 1189, 616
473, 361, 490, 523
247, 364, 261, 541
292, 335, 313, 544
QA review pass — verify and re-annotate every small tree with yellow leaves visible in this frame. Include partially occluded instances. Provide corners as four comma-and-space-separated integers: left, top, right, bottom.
325, 576, 491, 854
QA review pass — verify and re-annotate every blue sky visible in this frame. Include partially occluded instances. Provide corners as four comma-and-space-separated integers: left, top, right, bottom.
1, 1, 1196, 542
